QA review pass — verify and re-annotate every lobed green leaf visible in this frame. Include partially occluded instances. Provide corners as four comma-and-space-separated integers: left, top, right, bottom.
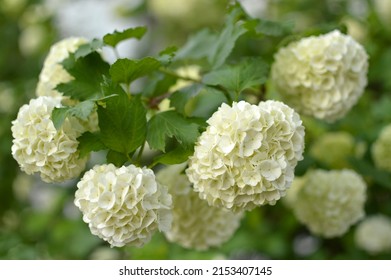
109, 57, 161, 85
147, 111, 200, 152
98, 93, 147, 155
103, 26, 147, 48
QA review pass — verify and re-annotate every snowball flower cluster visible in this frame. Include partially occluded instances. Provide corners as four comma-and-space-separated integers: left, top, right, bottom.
310, 131, 355, 169
290, 169, 366, 238
186, 100, 305, 212
74, 164, 172, 247
372, 124, 391, 172
11, 96, 87, 183
36, 37, 87, 98
355, 214, 391, 255
271, 30, 368, 122
156, 164, 243, 250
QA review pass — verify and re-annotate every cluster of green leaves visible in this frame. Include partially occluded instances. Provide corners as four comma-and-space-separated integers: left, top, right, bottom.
51, 3, 288, 169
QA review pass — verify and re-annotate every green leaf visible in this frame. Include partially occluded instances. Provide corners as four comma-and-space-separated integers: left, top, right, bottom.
103, 26, 147, 48
147, 111, 200, 152
158, 46, 177, 65
245, 19, 294, 37
349, 158, 391, 189
169, 84, 204, 115
175, 29, 217, 60
185, 87, 228, 119
100, 75, 127, 97
77, 132, 107, 158
57, 52, 110, 100
208, 4, 248, 69
51, 107, 69, 130
106, 150, 128, 167
51, 100, 96, 130
143, 72, 177, 98
203, 58, 269, 95
152, 146, 193, 166
74, 39, 104, 59
109, 57, 161, 85
98, 93, 147, 155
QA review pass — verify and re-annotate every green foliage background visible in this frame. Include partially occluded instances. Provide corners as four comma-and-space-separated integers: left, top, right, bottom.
1, 0, 391, 260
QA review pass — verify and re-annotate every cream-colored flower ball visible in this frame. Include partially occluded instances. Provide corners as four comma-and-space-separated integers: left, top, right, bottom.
11, 96, 87, 183
36, 37, 87, 98
186, 100, 305, 212
292, 169, 366, 238
156, 164, 243, 250
355, 214, 391, 255
372, 124, 391, 172
75, 164, 172, 248
271, 30, 368, 122
310, 131, 355, 169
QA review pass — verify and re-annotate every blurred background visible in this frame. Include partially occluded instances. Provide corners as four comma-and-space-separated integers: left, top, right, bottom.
1, 0, 391, 260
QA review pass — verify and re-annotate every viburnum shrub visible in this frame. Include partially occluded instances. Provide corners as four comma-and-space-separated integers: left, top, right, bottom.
11, 2, 371, 249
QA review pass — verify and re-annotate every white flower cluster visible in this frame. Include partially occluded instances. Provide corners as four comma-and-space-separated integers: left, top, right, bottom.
271, 30, 368, 122
75, 164, 172, 248
186, 100, 305, 212
355, 214, 391, 255
156, 164, 243, 250
372, 124, 391, 172
310, 132, 355, 169
290, 169, 367, 238
36, 37, 87, 98
11, 96, 87, 183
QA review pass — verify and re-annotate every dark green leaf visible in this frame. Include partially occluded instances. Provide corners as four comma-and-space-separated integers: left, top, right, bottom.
103, 26, 147, 48
77, 132, 107, 158
100, 75, 127, 97
203, 58, 269, 95
57, 52, 110, 100
98, 94, 147, 154
147, 111, 200, 152
152, 146, 193, 166
51, 100, 96, 130
109, 57, 161, 84
106, 150, 128, 167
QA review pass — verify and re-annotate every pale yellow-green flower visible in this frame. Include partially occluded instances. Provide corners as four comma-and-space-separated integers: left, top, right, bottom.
355, 214, 391, 255
372, 124, 391, 172
186, 100, 305, 212
290, 169, 366, 238
75, 164, 172, 248
36, 37, 87, 98
156, 164, 243, 250
11, 96, 87, 183
271, 30, 368, 122
310, 131, 355, 169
